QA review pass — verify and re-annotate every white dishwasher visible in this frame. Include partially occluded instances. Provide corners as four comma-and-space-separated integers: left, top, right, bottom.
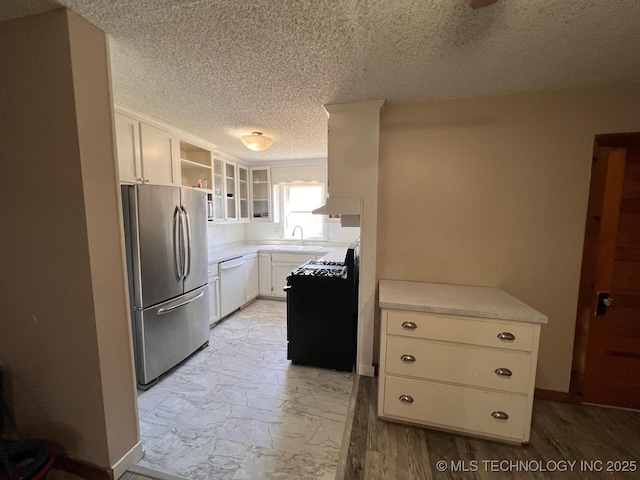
220, 257, 246, 318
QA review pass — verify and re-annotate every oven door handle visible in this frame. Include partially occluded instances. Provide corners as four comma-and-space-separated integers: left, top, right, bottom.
283, 285, 291, 292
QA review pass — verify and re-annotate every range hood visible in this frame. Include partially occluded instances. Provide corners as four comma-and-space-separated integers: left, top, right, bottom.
312, 196, 361, 215
312, 197, 362, 227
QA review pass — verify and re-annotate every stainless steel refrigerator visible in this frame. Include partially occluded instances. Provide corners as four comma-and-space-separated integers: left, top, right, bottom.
121, 184, 210, 389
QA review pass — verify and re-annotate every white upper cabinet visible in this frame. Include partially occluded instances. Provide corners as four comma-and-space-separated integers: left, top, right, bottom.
115, 107, 253, 197
114, 113, 142, 184
213, 158, 225, 221
179, 140, 212, 190
140, 123, 179, 186
224, 161, 237, 221
238, 165, 249, 222
250, 167, 271, 221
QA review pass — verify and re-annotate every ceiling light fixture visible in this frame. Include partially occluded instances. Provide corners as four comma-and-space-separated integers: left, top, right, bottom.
241, 131, 273, 152
470, 0, 499, 8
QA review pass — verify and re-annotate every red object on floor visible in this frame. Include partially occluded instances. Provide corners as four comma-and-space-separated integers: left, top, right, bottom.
0, 439, 58, 480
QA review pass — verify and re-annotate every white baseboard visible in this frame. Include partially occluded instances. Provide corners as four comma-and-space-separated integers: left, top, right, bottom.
111, 440, 143, 479
127, 464, 190, 480
358, 364, 375, 377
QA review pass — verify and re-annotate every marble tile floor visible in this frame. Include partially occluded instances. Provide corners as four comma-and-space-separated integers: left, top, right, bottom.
136, 299, 354, 480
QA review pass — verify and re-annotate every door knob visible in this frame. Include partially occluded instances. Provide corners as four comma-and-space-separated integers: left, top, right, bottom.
596, 291, 613, 317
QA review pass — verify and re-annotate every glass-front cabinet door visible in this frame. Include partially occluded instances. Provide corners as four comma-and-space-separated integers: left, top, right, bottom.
250, 167, 271, 221
213, 158, 224, 221
225, 162, 237, 220
238, 166, 249, 222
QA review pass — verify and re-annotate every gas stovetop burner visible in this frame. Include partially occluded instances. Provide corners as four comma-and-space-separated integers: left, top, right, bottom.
289, 261, 348, 279
314, 260, 345, 266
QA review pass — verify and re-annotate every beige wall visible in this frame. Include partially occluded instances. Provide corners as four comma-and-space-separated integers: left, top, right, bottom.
377, 85, 640, 392
0, 8, 138, 469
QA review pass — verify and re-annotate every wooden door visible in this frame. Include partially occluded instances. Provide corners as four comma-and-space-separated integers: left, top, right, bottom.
573, 136, 640, 409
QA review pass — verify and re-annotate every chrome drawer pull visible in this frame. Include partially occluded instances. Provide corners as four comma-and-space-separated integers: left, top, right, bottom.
401, 321, 417, 330
400, 354, 416, 363
491, 411, 509, 420
497, 332, 516, 341
399, 395, 414, 404
495, 368, 513, 377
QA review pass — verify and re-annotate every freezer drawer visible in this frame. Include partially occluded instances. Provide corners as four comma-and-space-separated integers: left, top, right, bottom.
134, 285, 210, 387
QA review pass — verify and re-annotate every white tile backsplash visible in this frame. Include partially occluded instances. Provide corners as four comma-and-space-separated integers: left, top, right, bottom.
207, 222, 245, 247
208, 221, 359, 248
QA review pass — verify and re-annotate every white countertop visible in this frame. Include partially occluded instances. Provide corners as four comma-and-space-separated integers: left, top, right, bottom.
379, 280, 548, 324
208, 244, 348, 265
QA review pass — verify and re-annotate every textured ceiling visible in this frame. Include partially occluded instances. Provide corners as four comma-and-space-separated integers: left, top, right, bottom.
2, 0, 640, 162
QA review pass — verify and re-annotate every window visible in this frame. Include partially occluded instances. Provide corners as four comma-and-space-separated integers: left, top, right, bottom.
275, 182, 325, 239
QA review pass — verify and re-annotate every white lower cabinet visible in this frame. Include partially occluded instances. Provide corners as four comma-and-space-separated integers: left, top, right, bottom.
272, 262, 303, 298
378, 281, 546, 444
244, 253, 259, 302
208, 264, 220, 326
258, 253, 272, 295
270, 253, 320, 298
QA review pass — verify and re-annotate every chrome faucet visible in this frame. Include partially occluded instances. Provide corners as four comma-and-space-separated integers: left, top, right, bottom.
292, 225, 304, 245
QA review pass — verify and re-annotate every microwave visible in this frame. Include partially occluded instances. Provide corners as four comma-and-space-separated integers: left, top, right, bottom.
207, 200, 214, 221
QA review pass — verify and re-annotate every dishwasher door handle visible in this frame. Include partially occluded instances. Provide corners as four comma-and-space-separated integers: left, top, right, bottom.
220, 259, 245, 270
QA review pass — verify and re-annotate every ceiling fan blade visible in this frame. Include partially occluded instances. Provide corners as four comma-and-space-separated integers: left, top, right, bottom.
470, 0, 499, 8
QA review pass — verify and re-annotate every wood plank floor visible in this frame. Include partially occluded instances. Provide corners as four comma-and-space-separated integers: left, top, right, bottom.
342, 376, 640, 480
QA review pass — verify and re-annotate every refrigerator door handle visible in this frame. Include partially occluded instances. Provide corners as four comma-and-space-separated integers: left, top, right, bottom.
156, 291, 204, 315
182, 205, 192, 280
173, 205, 183, 280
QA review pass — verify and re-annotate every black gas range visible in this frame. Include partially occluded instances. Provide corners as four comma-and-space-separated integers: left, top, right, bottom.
285, 239, 359, 372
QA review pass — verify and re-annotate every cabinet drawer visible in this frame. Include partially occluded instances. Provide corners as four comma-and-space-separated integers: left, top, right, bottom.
386, 336, 532, 394
383, 375, 528, 441
386, 310, 534, 352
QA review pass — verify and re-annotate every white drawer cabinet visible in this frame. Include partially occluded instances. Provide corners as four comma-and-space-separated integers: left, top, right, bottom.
378, 280, 547, 444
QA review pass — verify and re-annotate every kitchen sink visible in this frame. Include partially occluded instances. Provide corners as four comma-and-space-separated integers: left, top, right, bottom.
274, 245, 324, 252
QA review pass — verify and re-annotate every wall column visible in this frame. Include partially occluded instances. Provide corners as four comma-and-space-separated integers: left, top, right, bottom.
324, 100, 385, 376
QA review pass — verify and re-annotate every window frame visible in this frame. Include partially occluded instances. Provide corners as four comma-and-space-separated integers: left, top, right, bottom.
273, 181, 326, 240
